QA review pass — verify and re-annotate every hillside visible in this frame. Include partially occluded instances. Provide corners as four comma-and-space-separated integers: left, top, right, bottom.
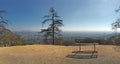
0, 45, 120, 64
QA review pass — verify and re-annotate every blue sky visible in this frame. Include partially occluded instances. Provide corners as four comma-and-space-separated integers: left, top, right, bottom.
0, 0, 120, 31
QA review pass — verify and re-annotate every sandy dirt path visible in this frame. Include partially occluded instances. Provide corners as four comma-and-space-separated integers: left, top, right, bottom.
0, 45, 120, 64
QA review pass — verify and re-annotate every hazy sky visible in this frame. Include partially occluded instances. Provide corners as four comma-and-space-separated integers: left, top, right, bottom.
0, 0, 120, 31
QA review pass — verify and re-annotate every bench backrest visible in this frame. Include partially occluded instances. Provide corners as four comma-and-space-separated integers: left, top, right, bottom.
75, 39, 100, 43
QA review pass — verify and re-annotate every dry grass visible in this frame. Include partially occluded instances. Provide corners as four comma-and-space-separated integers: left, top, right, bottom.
0, 45, 120, 64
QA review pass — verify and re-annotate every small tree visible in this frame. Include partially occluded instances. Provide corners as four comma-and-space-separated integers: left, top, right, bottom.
0, 10, 7, 36
41, 7, 63, 44
112, 6, 120, 36
111, 6, 120, 44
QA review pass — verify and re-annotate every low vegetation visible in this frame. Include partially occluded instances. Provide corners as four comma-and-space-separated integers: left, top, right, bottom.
0, 29, 33, 47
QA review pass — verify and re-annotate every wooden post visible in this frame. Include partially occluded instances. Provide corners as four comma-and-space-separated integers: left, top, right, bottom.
79, 43, 81, 52
94, 44, 95, 52
94, 40, 96, 52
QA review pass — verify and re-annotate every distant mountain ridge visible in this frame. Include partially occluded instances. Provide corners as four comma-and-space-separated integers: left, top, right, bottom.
14, 31, 115, 43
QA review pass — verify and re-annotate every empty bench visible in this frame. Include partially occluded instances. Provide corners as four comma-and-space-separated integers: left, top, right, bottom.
74, 39, 99, 57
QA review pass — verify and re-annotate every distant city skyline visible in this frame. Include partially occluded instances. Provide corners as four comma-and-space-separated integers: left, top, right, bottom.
0, 0, 120, 31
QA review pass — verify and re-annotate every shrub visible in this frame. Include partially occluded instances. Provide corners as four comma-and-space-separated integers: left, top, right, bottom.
62, 41, 74, 46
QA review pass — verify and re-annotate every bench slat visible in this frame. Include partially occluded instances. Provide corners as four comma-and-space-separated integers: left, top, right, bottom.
75, 43, 99, 45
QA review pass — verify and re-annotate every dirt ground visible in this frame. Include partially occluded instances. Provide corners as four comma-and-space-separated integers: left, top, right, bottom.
0, 45, 120, 64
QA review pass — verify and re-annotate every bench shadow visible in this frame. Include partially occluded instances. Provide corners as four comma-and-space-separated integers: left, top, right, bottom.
72, 51, 98, 53
66, 51, 98, 59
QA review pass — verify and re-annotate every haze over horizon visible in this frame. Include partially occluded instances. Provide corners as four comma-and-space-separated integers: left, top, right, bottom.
0, 0, 120, 32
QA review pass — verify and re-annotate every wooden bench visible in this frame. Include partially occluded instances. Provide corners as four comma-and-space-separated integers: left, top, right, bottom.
74, 39, 99, 57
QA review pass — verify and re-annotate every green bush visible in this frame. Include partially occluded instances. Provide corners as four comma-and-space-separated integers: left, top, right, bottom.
62, 41, 74, 46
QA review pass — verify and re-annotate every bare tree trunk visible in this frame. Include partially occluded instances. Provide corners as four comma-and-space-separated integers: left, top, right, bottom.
52, 13, 55, 45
